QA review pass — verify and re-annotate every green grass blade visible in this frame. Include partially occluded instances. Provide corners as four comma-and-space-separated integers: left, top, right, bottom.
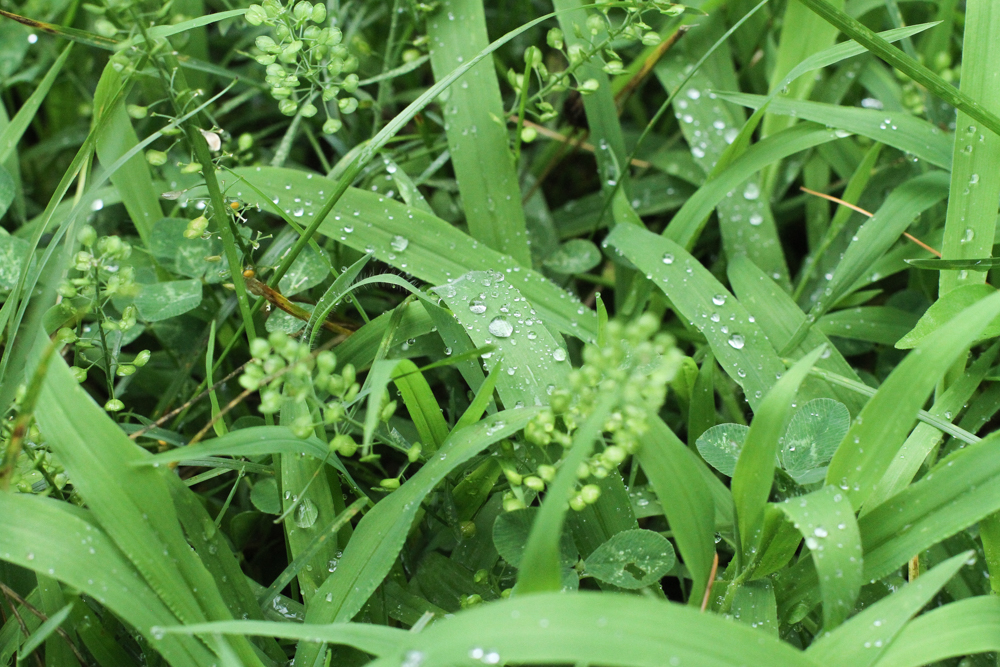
938, 0, 1000, 296
815, 306, 918, 346
362, 592, 820, 667
776, 486, 862, 629
0, 494, 216, 666
605, 224, 786, 410
875, 596, 1000, 667
426, 0, 529, 265
732, 346, 826, 561
727, 255, 868, 416
859, 432, 1000, 580
638, 414, 717, 604
230, 167, 598, 341
158, 620, 406, 656
806, 551, 969, 667
516, 396, 615, 594
392, 359, 452, 452
865, 343, 999, 511
293, 409, 538, 667
718, 92, 952, 169
92, 62, 162, 247
17, 602, 71, 660
794, 0, 1000, 139
432, 270, 570, 409
825, 290, 1000, 508
664, 123, 841, 251
0, 43, 71, 164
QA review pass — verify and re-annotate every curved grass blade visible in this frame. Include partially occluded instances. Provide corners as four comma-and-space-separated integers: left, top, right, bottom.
717, 92, 952, 169
732, 346, 826, 561
230, 167, 598, 341
906, 257, 1000, 271
0, 44, 72, 164
605, 224, 786, 410
0, 10, 115, 51
362, 592, 820, 667
638, 414, 717, 604
859, 432, 1000, 581
874, 596, 1000, 667
806, 551, 969, 667
516, 396, 615, 594
776, 486, 862, 630
293, 409, 538, 667
826, 290, 1000, 508
816, 306, 918, 346
0, 494, 217, 666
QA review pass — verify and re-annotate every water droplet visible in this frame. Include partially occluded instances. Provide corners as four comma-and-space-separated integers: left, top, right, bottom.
488, 317, 513, 338
552, 348, 567, 362
743, 183, 760, 200
390, 235, 409, 252
727, 334, 745, 350
712, 294, 726, 306
749, 213, 763, 226
469, 298, 487, 314
962, 228, 975, 243
662, 253, 674, 265
814, 527, 828, 538
294, 499, 319, 528
686, 88, 701, 100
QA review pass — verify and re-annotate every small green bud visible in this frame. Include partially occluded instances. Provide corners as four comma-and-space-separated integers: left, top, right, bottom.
460, 594, 482, 608
311, 3, 326, 22
459, 521, 476, 539
300, 103, 318, 118
343, 383, 360, 403
183, 215, 209, 239
69, 366, 88, 383
255, 54, 277, 66
322, 118, 343, 134
292, 1, 312, 22
342, 55, 358, 73
524, 45, 543, 68
55, 327, 77, 344
255, 35, 278, 53
316, 350, 337, 374
279, 99, 298, 116
579, 78, 600, 94
402, 48, 421, 63
474, 568, 488, 583
324, 402, 345, 424
379, 477, 400, 490
333, 434, 358, 457
238, 133, 254, 151
641, 31, 661, 46
341, 363, 356, 386
57, 281, 77, 298
580, 484, 602, 504
537, 464, 556, 482
133, 349, 151, 367
127, 104, 148, 119
523, 475, 545, 492
341, 73, 359, 93
503, 468, 522, 486
546, 27, 564, 50
261, 0, 281, 17
259, 389, 282, 414
569, 494, 587, 511
145, 149, 168, 166
380, 399, 397, 422
520, 126, 537, 143
338, 97, 358, 114
586, 13, 605, 35
291, 414, 314, 439
116, 364, 136, 377
78, 224, 97, 247
503, 494, 526, 512
407, 442, 422, 462
104, 398, 124, 412
245, 4, 267, 25
602, 60, 624, 76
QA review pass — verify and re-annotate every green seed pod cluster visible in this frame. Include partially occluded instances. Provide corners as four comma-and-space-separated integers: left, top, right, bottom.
507, 313, 682, 511
245, 0, 359, 131
239, 332, 360, 442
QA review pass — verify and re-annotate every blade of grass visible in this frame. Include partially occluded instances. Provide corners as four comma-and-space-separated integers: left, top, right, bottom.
875, 596, 1000, 667
426, 0, 529, 265
825, 290, 1000, 509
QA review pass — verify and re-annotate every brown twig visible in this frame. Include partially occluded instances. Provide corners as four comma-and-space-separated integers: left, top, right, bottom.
615, 25, 690, 113
700, 552, 719, 612
799, 187, 942, 257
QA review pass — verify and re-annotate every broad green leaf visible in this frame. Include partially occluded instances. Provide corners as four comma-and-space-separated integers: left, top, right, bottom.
133, 279, 203, 322
695, 423, 748, 477
718, 92, 952, 169
875, 596, 1000, 667
543, 239, 603, 274
0, 233, 29, 291
432, 270, 570, 409
250, 478, 281, 515
866, 342, 999, 510
777, 486, 862, 629
807, 552, 969, 667
780, 399, 850, 484
583, 529, 676, 590
895, 284, 997, 349
827, 290, 1000, 508
426, 0, 529, 265
731, 579, 778, 636
278, 244, 329, 296
732, 347, 827, 560
517, 396, 614, 594
230, 167, 598, 341
638, 415, 718, 603
605, 224, 786, 410
859, 432, 1000, 581
492, 508, 577, 568
0, 494, 216, 667
149, 218, 225, 282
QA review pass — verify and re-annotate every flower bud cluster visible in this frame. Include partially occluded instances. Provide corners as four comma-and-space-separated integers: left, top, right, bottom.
510, 1, 687, 123
245, 0, 359, 131
239, 331, 360, 443
508, 313, 682, 512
